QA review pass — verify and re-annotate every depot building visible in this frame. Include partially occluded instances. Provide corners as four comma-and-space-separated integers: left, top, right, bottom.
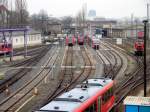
0, 29, 42, 48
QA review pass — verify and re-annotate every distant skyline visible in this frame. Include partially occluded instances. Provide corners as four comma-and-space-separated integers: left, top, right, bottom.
26, 0, 147, 18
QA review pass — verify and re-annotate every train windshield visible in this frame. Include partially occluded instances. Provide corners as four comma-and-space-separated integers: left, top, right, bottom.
95, 29, 102, 34
68, 34, 73, 38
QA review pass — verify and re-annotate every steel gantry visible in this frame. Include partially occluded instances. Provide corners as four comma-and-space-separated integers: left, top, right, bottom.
0, 26, 30, 61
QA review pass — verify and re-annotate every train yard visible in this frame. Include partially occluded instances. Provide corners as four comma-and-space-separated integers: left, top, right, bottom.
0, 36, 149, 112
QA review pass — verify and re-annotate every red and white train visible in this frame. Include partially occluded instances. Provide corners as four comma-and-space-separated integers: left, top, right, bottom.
88, 35, 100, 50
0, 43, 12, 55
78, 34, 84, 45
134, 39, 144, 56
65, 34, 76, 46
36, 78, 115, 112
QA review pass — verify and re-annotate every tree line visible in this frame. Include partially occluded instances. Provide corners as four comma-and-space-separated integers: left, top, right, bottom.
0, 0, 86, 34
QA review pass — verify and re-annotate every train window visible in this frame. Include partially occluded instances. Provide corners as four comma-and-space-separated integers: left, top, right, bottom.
2, 45, 4, 48
104, 93, 107, 102
5, 44, 8, 48
103, 94, 106, 103
109, 89, 111, 97
94, 101, 97, 111
102, 95, 105, 103
98, 97, 101, 112
84, 102, 97, 112
16, 38, 18, 43
109, 88, 113, 96
102, 90, 111, 104
8, 44, 12, 48
105, 91, 108, 102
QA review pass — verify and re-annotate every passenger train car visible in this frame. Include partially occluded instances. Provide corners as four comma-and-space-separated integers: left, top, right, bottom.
88, 35, 100, 50
0, 43, 12, 55
78, 34, 84, 45
95, 28, 103, 39
134, 39, 144, 56
36, 78, 115, 112
65, 34, 76, 46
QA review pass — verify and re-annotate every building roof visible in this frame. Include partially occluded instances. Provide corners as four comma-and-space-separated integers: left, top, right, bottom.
124, 96, 150, 106
0, 29, 41, 38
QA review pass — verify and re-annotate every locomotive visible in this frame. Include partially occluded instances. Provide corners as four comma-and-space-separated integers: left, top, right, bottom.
78, 34, 84, 45
65, 34, 76, 46
134, 39, 144, 56
88, 35, 100, 50
95, 28, 103, 39
0, 43, 12, 55
36, 78, 115, 112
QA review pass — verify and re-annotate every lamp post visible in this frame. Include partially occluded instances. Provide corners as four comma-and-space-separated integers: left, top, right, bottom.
147, 4, 149, 39
143, 20, 148, 97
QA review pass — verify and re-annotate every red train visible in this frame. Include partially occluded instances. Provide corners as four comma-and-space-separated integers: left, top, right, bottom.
134, 39, 144, 56
0, 43, 12, 54
78, 34, 84, 45
65, 34, 76, 46
37, 78, 115, 112
88, 35, 100, 50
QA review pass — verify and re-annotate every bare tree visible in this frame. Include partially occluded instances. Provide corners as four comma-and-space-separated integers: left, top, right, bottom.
38, 9, 48, 34
0, 0, 9, 27
0, 0, 8, 7
15, 0, 28, 25
76, 6, 86, 33
30, 9, 48, 32
30, 14, 39, 30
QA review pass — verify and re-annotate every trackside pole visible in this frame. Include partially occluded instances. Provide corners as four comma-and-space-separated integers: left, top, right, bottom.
143, 20, 148, 97
2, 32, 6, 60
10, 31, 13, 61
24, 31, 28, 58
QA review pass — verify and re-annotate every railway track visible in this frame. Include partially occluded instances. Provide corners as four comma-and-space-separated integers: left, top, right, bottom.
14, 45, 48, 56
114, 57, 144, 109
0, 46, 60, 111
102, 39, 147, 110
45, 46, 74, 103
43, 45, 93, 106
96, 42, 124, 79
0, 45, 49, 69
0, 46, 51, 95
76, 46, 93, 82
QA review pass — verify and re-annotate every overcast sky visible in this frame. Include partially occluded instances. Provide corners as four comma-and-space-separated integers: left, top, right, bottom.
27, 0, 147, 18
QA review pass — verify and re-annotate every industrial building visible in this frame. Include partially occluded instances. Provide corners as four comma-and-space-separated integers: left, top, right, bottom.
0, 29, 42, 48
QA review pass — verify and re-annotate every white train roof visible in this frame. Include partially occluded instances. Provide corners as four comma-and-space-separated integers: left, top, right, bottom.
37, 78, 112, 112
